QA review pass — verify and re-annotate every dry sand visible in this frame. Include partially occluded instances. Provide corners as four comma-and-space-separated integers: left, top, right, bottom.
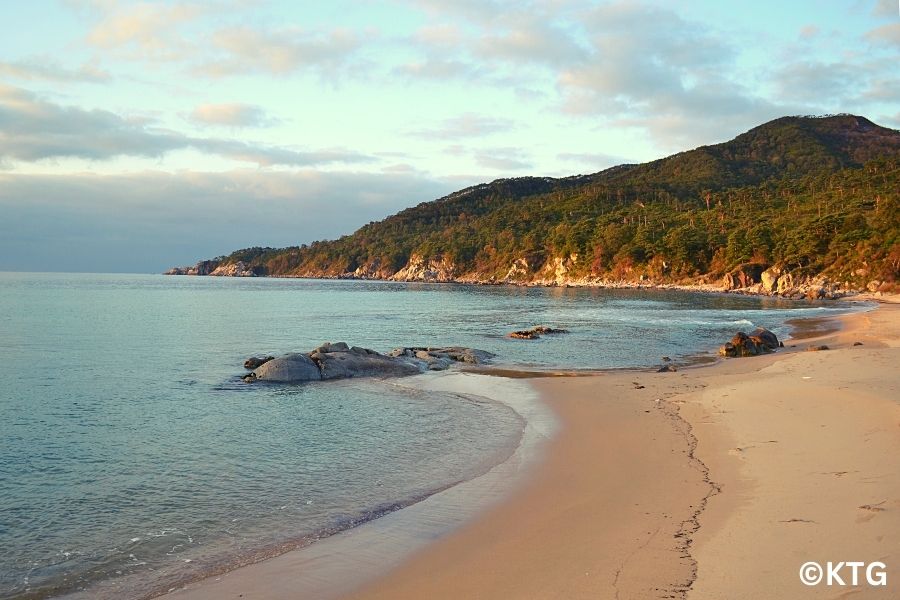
164, 301, 899, 600
347, 303, 899, 600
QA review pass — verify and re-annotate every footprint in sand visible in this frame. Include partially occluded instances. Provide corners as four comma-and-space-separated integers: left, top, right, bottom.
856, 501, 887, 523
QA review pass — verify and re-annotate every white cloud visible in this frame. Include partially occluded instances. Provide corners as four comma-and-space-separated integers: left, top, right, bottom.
84, 1, 205, 61
0, 58, 111, 83
187, 103, 277, 128
198, 26, 365, 77
407, 113, 516, 139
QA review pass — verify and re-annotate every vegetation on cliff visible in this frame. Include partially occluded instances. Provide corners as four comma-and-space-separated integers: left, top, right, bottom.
175, 115, 900, 292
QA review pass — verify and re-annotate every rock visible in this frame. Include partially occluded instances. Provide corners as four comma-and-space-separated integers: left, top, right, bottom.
532, 326, 569, 334
853, 342, 864, 346
508, 325, 569, 339
390, 254, 457, 282
244, 355, 275, 370
722, 263, 767, 290
761, 266, 782, 293
657, 364, 677, 372
318, 351, 421, 380
209, 261, 261, 277
867, 280, 882, 293
253, 353, 323, 382
806, 287, 826, 300
244, 343, 494, 384
807, 345, 830, 352
661, 356, 671, 362
316, 341, 350, 353
776, 272, 795, 295
749, 327, 779, 351
718, 328, 779, 358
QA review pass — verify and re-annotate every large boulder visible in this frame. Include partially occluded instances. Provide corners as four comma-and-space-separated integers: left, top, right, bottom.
749, 327, 779, 351
252, 353, 322, 382
317, 351, 421, 380
718, 327, 779, 358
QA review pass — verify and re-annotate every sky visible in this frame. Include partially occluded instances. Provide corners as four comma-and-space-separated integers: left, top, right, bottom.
0, 0, 898, 273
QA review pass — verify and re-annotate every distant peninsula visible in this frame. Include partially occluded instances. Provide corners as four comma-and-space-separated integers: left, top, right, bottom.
167, 115, 900, 298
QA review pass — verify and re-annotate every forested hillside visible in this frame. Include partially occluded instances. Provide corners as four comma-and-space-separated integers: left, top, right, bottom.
169, 115, 900, 295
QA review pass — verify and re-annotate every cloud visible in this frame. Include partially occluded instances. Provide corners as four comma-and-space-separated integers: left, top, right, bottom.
84, 1, 205, 60
872, 0, 899, 18
0, 169, 454, 273
866, 22, 900, 46
187, 103, 277, 128
0, 58, 111, 83
473, 15, 587, 68
551, 2, 792, 149
771, 61, 866, 104
198, 26, 365, 77
0, 85, 369, 166
474, 147, 532, 171
799, 25, 820, 39
408, 113, 516, 139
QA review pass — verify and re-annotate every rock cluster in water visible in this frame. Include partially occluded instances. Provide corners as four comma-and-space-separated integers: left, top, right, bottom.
242, 342, 494, 383
507, 325, 570, 340
718, 327, 781, 358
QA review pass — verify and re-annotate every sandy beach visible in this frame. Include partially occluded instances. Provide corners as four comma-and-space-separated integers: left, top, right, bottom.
164, 300, 899, 600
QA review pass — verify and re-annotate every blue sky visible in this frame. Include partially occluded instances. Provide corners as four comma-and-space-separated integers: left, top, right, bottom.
1, 0, 898, 272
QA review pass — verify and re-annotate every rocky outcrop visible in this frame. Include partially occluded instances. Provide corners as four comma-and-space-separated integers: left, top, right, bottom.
722, 263, 767, 290
165, 259, 222, 275
391, 254, 457, 282
243, 342, 493, 383
718, 327, 780, 358
210, 261, 262, 277
388, 346, 495, 369
508, 325, 570, 339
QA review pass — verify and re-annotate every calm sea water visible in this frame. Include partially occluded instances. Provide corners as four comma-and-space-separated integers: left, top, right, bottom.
0, 273, 859, 599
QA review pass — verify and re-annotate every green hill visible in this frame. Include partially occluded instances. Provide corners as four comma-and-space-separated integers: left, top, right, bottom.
170, 115, 900, 295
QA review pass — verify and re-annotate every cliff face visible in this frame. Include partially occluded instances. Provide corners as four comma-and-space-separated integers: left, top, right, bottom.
166, 115, 900, 295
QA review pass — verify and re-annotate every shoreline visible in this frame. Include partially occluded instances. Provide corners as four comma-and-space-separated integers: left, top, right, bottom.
118, 298, 893, 599
150, 373, 557, 600
162, 271, 891, 302
339, 301, 898, 598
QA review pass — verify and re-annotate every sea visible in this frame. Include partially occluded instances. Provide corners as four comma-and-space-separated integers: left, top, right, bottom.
0, 272, 865, 599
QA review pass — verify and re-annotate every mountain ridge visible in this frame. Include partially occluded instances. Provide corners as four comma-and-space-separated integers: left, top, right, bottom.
167, 114, 900, 296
